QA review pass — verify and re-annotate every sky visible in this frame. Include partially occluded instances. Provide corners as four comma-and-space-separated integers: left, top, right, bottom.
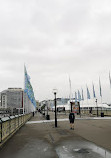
0, 0, 111, 103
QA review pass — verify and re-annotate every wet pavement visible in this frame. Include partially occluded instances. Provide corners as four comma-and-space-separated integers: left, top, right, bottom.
1, 135, 111, 158
56, 139, 111, 158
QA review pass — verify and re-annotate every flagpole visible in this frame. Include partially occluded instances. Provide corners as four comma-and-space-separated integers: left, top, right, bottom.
92, 82, 96, 112
86, 85, 88, 113
86, 84, 91, 115
82, 99, 83, 114
109, 71, 111, 103
101, 96, 102, 112
69, 76, 72, 112
81, 88, 84, 114
92, 82, 94, 106
69, 77, 71, 102
81, 89, 83, 114
87, 98, 89, 115
109, 71, 111, 88
99, 77, 102, 112
23, 64, 25, 114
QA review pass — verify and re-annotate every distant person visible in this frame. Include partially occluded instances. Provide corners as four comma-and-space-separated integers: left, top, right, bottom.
69, 112, 75, 130
89, 107, 92, 116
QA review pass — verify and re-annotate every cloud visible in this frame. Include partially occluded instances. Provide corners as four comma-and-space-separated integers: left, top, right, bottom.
0, 0, 111, 102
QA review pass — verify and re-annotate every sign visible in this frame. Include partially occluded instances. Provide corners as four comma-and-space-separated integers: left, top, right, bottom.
57, 107, 65, 112
71, 102, 80, 114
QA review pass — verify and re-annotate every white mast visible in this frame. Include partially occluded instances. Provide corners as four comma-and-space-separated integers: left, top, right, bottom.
23, 64, 25, 114
69, 75, 71, 102
69, 75, 72, 112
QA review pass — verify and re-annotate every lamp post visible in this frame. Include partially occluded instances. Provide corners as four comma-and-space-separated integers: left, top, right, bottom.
46, 100, 48, 116
70, 101, 72, 112
95, 99, 98, 117
53, 89, 58, 127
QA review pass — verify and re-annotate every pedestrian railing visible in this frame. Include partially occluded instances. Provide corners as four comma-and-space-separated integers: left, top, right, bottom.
81, 109, 111, 116
0, 113, 32, 144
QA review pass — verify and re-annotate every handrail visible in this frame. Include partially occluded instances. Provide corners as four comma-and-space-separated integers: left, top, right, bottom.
0, 113, 33, 143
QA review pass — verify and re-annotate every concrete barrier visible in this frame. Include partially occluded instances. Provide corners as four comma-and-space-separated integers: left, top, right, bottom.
0, 113, 32, 145
0, 119, 2, 143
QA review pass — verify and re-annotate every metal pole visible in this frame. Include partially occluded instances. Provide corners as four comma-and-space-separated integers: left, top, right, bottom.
54, 92, 57, 127
47, 101, 48, 116
70, 102, 72, 112
79, 102, 81, 117
22, 91, 24, 114
44, 104, 45, 115
96, 99, 98, 117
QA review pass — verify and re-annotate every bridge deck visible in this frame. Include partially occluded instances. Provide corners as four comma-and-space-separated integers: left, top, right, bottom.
0, 112, 111, 158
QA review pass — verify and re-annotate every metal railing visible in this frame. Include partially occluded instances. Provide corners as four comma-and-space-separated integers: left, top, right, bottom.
81, 109, 111, 116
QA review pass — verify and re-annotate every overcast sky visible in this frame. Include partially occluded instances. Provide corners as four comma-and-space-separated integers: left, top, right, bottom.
0, 0, 111, 103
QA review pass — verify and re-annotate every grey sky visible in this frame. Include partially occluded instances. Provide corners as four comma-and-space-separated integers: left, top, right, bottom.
0, 0, 111, 102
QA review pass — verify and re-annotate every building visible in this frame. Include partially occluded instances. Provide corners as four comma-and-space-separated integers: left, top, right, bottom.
1, 88, 36, 115
1, 88, 23, 114
36, 100, 39, 110
40, 98, 70, 112
0, 92, 1, 108
1, 88, 23, 109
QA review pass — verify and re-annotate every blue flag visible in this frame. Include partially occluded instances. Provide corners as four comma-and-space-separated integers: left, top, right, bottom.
78, 90, 81, 101
24, 65, 36, 108
75, 92, 77, 102
92, 83, 96, 98
109, 71, 111, 88
99, 77, 102, 97
81, 89, 84, 100
87, 86, 90, 99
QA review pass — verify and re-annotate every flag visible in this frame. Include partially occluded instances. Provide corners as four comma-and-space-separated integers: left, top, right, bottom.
87, 86, 90, 99
99, 77, 102, 97
78, 90, 81, 101
92, 83, 96, 98
109, 71, 111, 88
81, 89, 84, 100
69, 76, 71, 89
24, 65, 36, 108
69, 76, 71, 100
61, 98, 65, 104
75, 92, 77, 102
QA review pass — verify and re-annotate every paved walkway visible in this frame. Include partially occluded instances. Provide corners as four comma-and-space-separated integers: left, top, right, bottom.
27, 116, 111, 124
0, 112, 111, 158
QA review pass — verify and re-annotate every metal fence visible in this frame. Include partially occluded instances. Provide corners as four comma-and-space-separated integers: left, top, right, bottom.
0, 113, 32, 143
81, 109, 111, 116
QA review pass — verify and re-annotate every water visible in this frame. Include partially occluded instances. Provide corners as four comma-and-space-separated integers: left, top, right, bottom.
56, 139, 111, 158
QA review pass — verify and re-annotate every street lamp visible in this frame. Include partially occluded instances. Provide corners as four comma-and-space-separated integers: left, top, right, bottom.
95, 99, 98, 117
52, 89, 58, 127
45, 99, 50, 120
46, 100, 48, 116
70, 101, 72, 112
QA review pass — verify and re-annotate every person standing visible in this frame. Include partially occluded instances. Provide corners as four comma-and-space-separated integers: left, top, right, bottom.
69, 112, 75, 130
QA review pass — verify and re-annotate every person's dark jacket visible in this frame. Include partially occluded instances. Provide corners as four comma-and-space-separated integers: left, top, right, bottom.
69, 112, 75, 121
